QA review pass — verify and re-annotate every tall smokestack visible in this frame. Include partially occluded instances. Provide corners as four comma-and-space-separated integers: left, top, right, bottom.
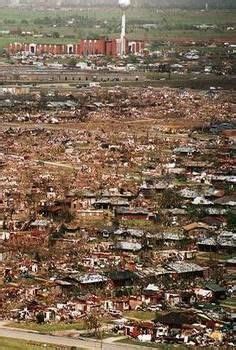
119, 0, 130, 56
121, 11, 126, 56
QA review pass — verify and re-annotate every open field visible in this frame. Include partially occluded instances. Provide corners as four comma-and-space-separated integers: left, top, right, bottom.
123, 311, 156, 321
116, 338, 187, 349
6, 321, 86, 333
0, 337, 71, 350
0, 8, 235, 50
220, 297, 236, 310
196, 252, 235, 262
0, 8, 235, 26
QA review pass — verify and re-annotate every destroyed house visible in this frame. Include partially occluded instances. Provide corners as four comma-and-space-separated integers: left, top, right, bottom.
110, 297, 130, 312
204, 282, 227, 300
183, 222, 211, 235
152, 232, 185, 244
139, 181, 169, 198
173, 146, 197, 156
166, 261, 208, 279
214, 195, 236, 207
125, 321, 154, 340
41, 201, 72, 218
142, 285, 163, 305
107, 270, 139, 288
77, 190, 97, 207
101, 227, 145, 239
154, 311, 198, 329
183, 161, 214, 172
93, 198, 129, 210
100, 189, 134, 201
79, 274, 108, 287
113, 228, 145, 238
30, 219, 49, 230
115, 207, 156, 221
197, 232, 236, 253
54, 279, 77, 296
114, 241, 142, 252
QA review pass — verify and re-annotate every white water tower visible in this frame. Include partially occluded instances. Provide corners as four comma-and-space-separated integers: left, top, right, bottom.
119, 0, 131, 56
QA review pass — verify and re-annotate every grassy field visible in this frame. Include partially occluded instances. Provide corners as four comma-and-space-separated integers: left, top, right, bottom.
7, 321, 86, 333
220, 297, 236, 310
116, 337, 187, 349
123, 311, 156, 321
0, 8, 235, 26
0, 337, 70, 350
0, 8, 235, 50
196, 252, 235, 262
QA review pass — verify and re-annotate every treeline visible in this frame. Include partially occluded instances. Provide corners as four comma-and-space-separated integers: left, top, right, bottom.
59, 0, 236, 9
139, 0, 236, 9
2, 0, 235, 9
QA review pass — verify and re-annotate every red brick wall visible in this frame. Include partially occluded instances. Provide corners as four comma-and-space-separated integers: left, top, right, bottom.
8, 43, 67, 55
8, 39, 145, 56
79, 39, 106, 56
105, 40, 113, 56
111, 39, 118, 56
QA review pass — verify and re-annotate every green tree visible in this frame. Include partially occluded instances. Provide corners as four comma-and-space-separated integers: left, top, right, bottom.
158, 188, 181, 209
84, 313, 101, 336
36, 311, 45, 324
52, 31, 60, 38
227, 210, 236, 231
68, 57, 77, 67
21, 19, 29, 25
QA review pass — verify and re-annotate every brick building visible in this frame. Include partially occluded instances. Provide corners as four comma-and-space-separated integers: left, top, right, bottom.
7, 37, 145, 57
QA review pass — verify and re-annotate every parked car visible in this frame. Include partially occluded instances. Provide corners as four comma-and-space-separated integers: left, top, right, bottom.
147, 304, 162, 311
108, 309, 122, 318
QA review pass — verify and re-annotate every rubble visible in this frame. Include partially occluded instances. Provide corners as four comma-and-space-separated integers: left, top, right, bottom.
0, 83, 235, 348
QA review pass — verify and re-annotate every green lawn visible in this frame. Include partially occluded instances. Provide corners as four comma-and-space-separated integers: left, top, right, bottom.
220, 297, 236, 310
197, 252, 235, 262
0, 337, 70, 350
82, 331, 122, 339
116, 337, 187, 349
7, 321, 86, 333
124, 311, 156, 321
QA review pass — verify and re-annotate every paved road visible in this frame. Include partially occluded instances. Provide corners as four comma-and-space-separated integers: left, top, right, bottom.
0, 328, 98, 349
0, 327, 158, 350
